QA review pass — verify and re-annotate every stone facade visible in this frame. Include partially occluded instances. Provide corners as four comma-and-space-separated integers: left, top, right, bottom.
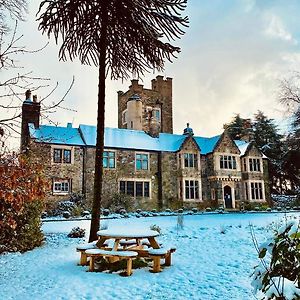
118, 76, 173, 134
21, 77, 270, 210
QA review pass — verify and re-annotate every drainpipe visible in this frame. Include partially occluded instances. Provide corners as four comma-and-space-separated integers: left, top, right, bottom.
82, 147, 86, 197
157, 151, 163, 209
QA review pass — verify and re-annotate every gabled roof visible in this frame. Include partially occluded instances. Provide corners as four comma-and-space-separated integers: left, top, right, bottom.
194, 135, 220, 154
29, 123, 241, 155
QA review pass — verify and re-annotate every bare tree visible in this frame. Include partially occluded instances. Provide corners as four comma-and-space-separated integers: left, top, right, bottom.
279, 73, 300, 149
278, 73, 300, 192
37, 0, 189, 241
0, 22, 75, 150
0, 0, 27, 34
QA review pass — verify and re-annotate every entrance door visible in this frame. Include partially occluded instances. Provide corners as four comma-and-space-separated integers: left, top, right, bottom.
224, 185, 233, 209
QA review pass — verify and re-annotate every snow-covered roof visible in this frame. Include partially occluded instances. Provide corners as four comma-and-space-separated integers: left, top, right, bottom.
29, 123, 240, 155
29, 123, 85, 146
234, 139, 268, 158
234, 140, 250, 156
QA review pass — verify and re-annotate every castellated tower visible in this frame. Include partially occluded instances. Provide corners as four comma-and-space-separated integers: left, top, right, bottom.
118, 75, 173, 135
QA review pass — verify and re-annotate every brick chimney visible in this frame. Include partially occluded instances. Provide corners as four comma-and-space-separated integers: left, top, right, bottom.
21, 90, 41, 151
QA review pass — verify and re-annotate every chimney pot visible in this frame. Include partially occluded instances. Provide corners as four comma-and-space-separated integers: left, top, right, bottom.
25, 90, 32, 101
33, 95, 38, 103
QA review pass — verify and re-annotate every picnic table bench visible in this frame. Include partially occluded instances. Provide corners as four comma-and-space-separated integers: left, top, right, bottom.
77, 229, 176, 276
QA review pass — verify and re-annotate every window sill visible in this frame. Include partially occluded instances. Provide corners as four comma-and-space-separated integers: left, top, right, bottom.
53, 192, 70, 195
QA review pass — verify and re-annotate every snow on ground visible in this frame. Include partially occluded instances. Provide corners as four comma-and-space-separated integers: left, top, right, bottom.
1, 212, 299, 300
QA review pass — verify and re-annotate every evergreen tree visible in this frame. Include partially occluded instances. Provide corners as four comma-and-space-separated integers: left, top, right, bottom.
225, 114, 253, 140
253, 111, 283, 159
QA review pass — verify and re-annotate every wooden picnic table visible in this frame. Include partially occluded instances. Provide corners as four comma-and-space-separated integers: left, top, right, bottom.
96, 229, 160, 251
78, 229, 175, 274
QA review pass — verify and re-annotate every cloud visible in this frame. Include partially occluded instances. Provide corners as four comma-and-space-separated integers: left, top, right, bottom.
3, 0, 300, 146
264, 13, 297, 44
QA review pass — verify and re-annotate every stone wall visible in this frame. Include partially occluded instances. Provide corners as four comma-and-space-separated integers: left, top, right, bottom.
29, 141, 84, 209
84, 148, 160, 210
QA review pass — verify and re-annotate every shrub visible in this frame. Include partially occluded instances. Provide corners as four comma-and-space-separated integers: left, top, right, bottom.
104, 193, 134, 213
67, 227, 85, 238
251, 219, 300, 299
0, 153, 47, 253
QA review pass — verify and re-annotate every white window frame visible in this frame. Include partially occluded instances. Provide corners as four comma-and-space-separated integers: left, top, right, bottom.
244, 180, 265, 201
249, 157, 262, 172
182, 178, 201, 201
135, 152, 150, 171
103, 150, 116, 169
51, 145, 74, 165
53, 179, 71, 195
183, 153, 198, 168
219, 155, 237, 170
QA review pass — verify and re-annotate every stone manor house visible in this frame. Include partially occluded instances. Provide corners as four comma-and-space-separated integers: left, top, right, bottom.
21, 76, 269, 210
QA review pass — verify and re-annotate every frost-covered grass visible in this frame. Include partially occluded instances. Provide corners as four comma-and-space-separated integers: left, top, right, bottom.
0, 212, 299, 300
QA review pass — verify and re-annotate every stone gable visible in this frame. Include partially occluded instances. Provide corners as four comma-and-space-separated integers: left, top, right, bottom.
213, 132, 240, 155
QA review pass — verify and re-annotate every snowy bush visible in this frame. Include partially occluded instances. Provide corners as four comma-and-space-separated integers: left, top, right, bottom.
102, 193, 134, 213
67, 227, 85, 238
251, 219, 300, 299
150, 224, 162, 235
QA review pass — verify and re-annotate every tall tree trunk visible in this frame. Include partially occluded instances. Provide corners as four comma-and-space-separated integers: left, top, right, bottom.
89, 11, 108, 242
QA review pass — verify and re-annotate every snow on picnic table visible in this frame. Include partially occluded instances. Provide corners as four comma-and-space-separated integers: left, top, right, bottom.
0, 212, 299, 300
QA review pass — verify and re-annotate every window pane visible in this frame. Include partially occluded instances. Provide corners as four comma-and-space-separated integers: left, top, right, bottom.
251, 183, 255, 199
228, 156, 232, 169
184, 153, 189, 167
53, 149, 62, 163
127, 181, 134, 196
188, 154, 193, 167
136, 160, 142, 170
194, 154, 198, 168
136, 182, 143, 196
249, 159, 253, 171
259, 183, 263, 199
185, 180, 189, 199
63, 150, 71, 163
144, 182, 150, 197
54, 183, 61, 191
120, 181, 126, 194
142, 160, 148, 170
103, 157, 108, 168
109, 158, 115, 168
190, 181, 195, 199
109, 152, 115, 158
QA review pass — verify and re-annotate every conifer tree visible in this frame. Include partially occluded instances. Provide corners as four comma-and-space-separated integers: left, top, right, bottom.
37, 0, 189, 241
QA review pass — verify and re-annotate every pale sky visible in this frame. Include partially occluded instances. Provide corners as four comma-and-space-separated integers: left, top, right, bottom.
5, 0, 300, 138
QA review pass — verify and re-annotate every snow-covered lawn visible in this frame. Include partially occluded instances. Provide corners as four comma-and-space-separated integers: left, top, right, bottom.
1, 212, 299, 300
